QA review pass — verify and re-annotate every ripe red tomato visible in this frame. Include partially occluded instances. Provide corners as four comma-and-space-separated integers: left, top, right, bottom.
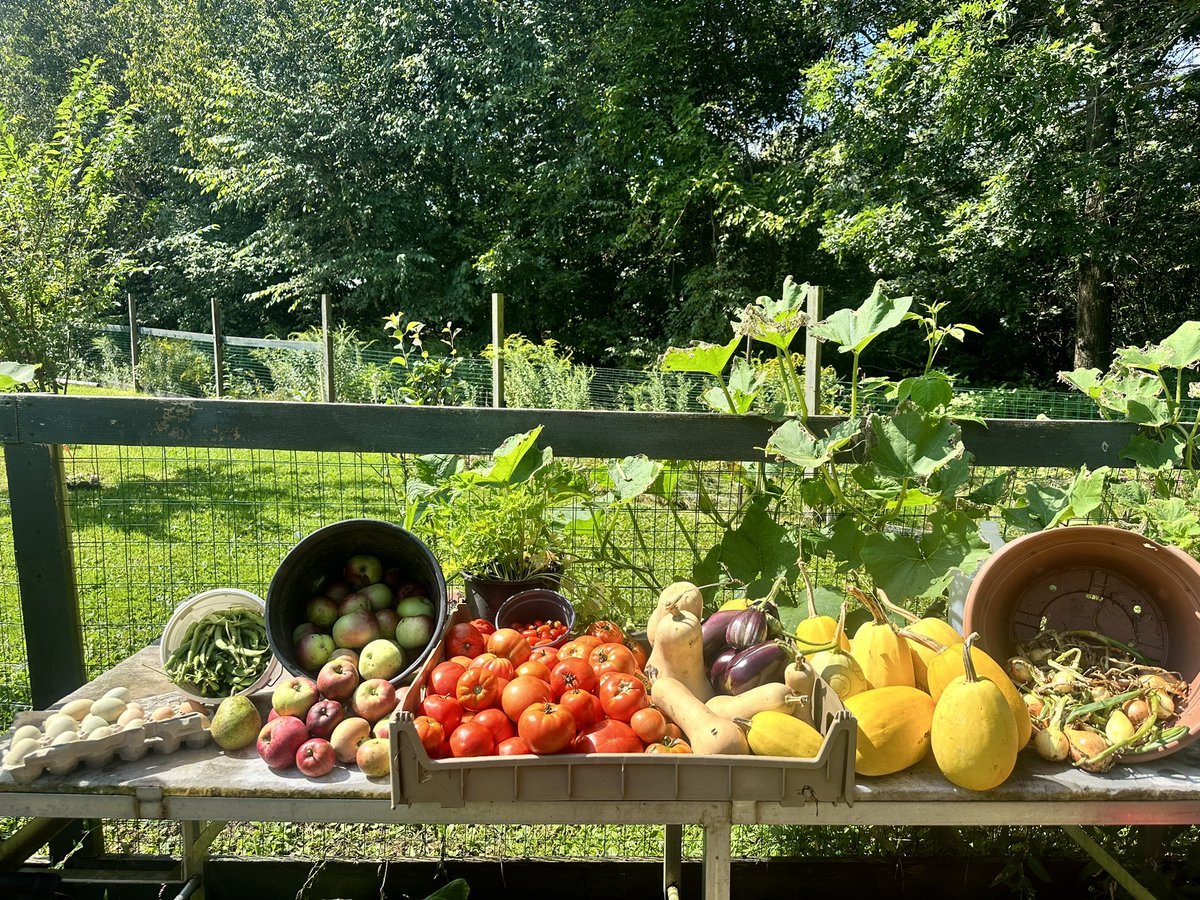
585, 620, 626, 644
447, 623, 486, 659
496, 736, 533, 755
558, 688, 603, 730
549, 656, 598, 698
572, 719, 643, 754
470, 618, 497, 637
501, 675, 554, 721
486, 628, 532, 665
598, 673, 648, 722
429, 661, 467, 696
529, 646, 560, 666
449, 721, 495, 757
472, 707, 516, 744
419, 694, 463, 732
450, 655, 474, 668
588, 642, 638, 677
629, 707, 668, 744
558, 636, 601, 660
479, 656, 516, 680
413, 715, 445, 755
624, 638, 649, 672
517, 701, 577, 754
456, 667, 500, 711
468, 651, 498, 668
515, 659, 551, 682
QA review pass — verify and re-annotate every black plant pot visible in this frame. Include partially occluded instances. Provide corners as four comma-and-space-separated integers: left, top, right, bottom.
461, 566, 563, 623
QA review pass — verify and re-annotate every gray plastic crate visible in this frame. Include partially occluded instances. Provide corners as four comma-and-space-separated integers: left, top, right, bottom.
389, 605, 857, 808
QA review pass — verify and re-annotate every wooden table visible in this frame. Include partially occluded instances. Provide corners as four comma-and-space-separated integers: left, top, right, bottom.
4, 647, 1199, 899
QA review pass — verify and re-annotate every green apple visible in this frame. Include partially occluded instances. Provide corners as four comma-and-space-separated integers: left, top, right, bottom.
359, 639, 406, 681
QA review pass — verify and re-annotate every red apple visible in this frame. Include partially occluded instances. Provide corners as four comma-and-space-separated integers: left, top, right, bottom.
393, 580, 427, 600
332, 610, 380, 649
271, 676, 320, 719
316, 658, 361, 703
352, 678, 398, 722
330, 716, 372, 763
256, 716, 309, 769
305, 699, 346, 740
375, 609, 400, 640
295, 737, 337, 777
323, 578, 353, 602
338, 593, 371, 617
372, 718, 391, 740
344, 553, 383, 588
328, 647, 359, 666
356, 737, 391, 777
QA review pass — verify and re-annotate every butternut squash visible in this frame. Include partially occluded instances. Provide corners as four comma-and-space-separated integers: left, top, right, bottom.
848, 587, 915, 689
740, 710, 824, 759
843, 686, 936, 776
705, 682, 802, 720
924, 634, 1033, 751
647, 581, 704, 646
930, 633, 1019, 791
646, 599, 712, 700
651, 676, 749, 755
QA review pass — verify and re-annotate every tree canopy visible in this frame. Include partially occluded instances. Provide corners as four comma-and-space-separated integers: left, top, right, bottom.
1, 0, 1197, 383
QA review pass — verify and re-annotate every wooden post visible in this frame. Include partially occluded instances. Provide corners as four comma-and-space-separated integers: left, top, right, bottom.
127, 292, 139, 392
321, 293, 336, 404
804, 285, 824, 415
211, 297, 224, 398
491, 292, 505, 408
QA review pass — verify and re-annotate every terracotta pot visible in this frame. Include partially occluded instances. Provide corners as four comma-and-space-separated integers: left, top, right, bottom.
963, 524, 1200, 761
461, 567, 562, 623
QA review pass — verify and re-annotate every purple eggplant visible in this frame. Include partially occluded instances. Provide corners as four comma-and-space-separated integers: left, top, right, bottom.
709, 646, 739, 691
721, 640, 790, 695
725, 607, 769, 650
701, 609, 742, 664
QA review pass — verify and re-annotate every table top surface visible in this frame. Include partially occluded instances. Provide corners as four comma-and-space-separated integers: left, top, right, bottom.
3, 646, 1198, 827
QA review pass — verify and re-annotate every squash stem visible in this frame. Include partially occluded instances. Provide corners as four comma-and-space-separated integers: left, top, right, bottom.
961, 632, 981, 683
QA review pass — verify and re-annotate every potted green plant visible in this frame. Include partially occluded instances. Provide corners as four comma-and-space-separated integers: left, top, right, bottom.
394, 427, 591, 621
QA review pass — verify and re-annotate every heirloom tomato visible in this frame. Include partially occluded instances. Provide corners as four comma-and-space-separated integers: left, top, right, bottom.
429, 661, 466, 696
549, 656, 597, 697
501, 675, 554, 721
449, 721, 494, 757
419, 694, 463, 732
470, 618, 496, 637
479, 656, 516, 680
558, 688, 603, 730
529, 646, 560, 666
413, 715, 444, 754
588, 642, 637, 677
456, 667, 500, 711
517, 702, 577, 754
446, 623, 486, 659
486, 628, 532, 665
515, 659, 551, 682
572, 719, 643, 754
497, 736, 533, 756
629, 707, 668, 744
585, 620, 625, 644
599, 674, 648, 722
472, 707, 516, 744
558, 635, 601, 660
645, 736, 692, 754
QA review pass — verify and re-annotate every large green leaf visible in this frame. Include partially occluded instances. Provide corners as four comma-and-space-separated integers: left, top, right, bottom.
702, 357, 762, 413
1122, 431, 1186, 471
1117, 321, 1200, 372
867, 407, 963, 481
697, 501, 799, 597
860, 511, 990, 600
891, 373, 954, 412
661, 336, 741, 377
809, 281, 912, 355
738, 276, 810, 352
607, 455, 663, 502
768, 418, 859, 468
0, 362, 37, 391
1002, 466, 1109, 531
471, 427, 545, 484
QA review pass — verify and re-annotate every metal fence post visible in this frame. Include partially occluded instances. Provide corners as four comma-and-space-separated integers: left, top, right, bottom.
322, 293, 336, 404
127, 292, 139, 392
491, 292, 505, 408
211, 297, 224, 398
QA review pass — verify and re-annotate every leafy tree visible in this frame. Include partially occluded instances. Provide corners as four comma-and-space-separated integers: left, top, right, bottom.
0, 59, 135, 390
802, 0, 1200, 379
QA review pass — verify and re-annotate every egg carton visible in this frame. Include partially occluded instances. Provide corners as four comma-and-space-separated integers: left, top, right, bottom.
1, 712, 211, 785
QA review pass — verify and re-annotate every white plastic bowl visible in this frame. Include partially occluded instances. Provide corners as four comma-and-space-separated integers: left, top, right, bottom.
160, 588, 280, 703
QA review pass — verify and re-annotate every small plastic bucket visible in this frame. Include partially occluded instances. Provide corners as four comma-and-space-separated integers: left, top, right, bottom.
494, 589, 576, 648
160, 588, 280, 703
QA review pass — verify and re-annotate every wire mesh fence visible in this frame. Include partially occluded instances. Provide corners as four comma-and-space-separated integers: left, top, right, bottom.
71, 322, 1179, 420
